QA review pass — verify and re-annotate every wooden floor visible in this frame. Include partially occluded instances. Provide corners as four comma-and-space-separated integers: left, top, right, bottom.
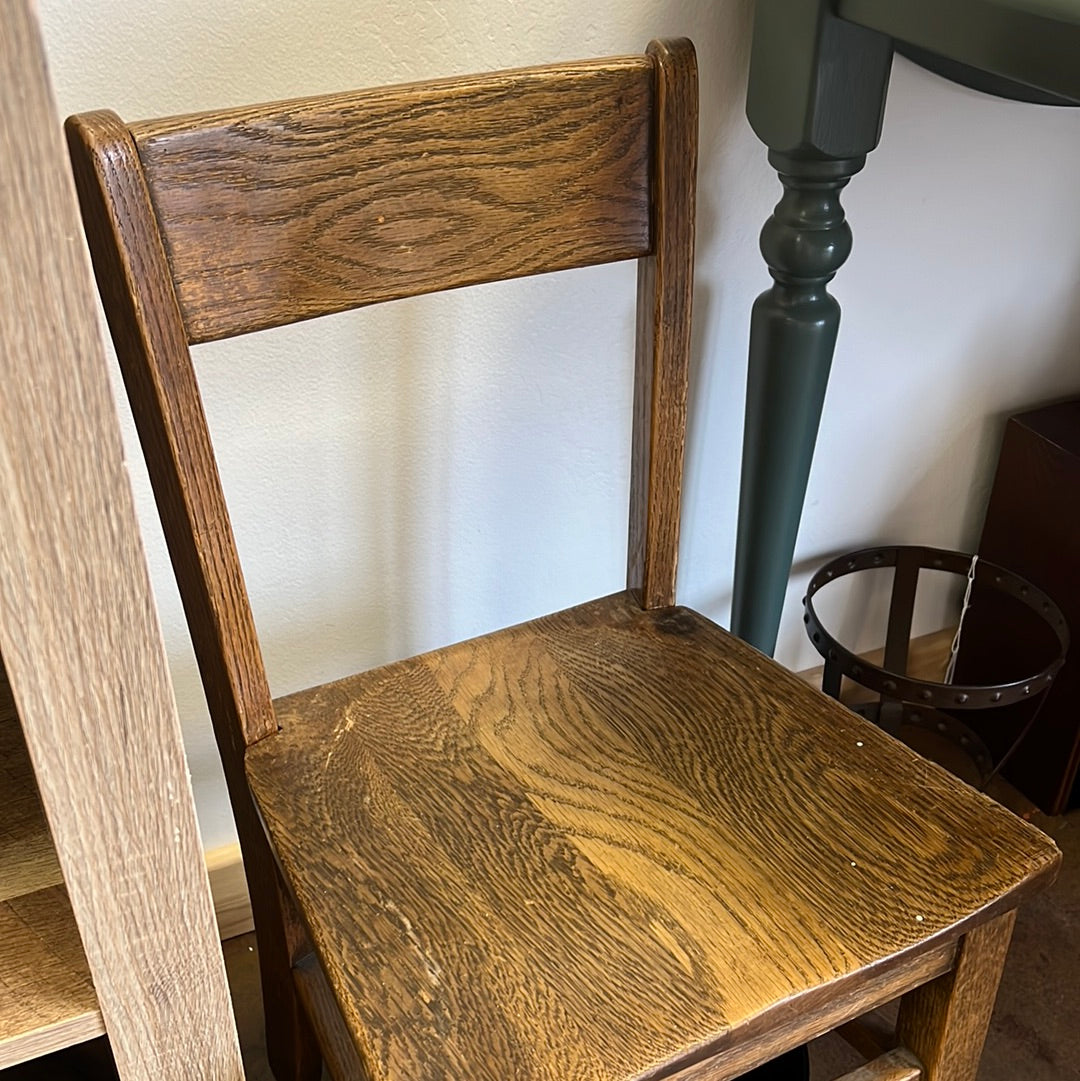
4, 784, 1077, 1081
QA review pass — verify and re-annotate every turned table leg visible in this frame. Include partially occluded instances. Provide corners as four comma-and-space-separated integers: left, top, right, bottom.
732, 152, 861, 653
732, 0, 892, 654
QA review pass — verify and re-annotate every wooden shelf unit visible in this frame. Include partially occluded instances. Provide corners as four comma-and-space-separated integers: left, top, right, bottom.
0, 668, 104, 1069
0, 6, 243, 1077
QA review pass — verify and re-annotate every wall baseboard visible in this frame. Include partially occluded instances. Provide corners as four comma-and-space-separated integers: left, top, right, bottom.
206, 843, 253, 941
205, 628, 956, 941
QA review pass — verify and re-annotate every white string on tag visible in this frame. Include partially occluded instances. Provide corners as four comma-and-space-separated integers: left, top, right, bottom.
944, 553, 978, 684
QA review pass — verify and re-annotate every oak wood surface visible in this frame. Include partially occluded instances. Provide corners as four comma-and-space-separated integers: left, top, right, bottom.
293, 954, 374, 1081
253, 592, 1058, 1081
0, 887, 104, 1069
627, 40, 696, 609
0, 5, 243, 1078
663, 940, 952, 1081
66, 110, 302, 1072
67, 36, 1059, 1081
0, 633, 100, 1070
835, 1047, 923, 1081
66, 45, 697, 1081
896, 912, 1017, 1081
64, 108, 278, 757
130, 57, 653, 344
836, 1014, 898, 1062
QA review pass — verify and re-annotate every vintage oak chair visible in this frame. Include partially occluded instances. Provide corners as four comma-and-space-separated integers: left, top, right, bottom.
66, 39, 1059, 1081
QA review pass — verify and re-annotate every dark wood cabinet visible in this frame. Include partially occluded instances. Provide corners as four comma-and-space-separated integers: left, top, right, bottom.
955, 400, 1080, 814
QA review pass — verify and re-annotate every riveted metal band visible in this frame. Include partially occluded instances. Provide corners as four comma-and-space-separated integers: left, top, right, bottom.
803, 545, 1069, 710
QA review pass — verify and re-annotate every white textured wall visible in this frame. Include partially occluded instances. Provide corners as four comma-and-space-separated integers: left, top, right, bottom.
39, 1, 1080, 850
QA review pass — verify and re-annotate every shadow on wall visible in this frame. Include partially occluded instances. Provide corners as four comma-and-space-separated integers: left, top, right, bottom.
777, 271, 1080, 666
221, 0, 762, 682
951, 263, 1080, 542
868, 259, 1080, 562
52, 0, 766, 849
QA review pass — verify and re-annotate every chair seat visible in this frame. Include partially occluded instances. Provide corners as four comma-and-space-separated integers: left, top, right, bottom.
248, 592, 1059, 1081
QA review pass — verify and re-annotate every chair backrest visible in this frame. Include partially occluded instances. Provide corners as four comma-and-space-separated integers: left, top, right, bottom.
65, 39, 697, 788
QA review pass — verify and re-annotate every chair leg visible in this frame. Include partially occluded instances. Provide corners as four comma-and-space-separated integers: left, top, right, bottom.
896, 910, 1016, 1081
248, 841, 323, 1081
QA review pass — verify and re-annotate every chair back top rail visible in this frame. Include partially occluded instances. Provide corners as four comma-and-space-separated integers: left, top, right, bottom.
130, 57, 655, 344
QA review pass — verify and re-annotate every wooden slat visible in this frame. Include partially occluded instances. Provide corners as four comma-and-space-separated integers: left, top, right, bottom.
627, 39, 697, 608
0, 6, 244, 1078
68, 47, 695, 1075
130, 57, 654, 343
253, 592, 1057, 1081
65, 108, 278, 755
66, 89, 346, 1081
293, 954, 373, 1081
665, 942, 951, 1081
836, 1047, 923, 1081
0, 886, 104, 1069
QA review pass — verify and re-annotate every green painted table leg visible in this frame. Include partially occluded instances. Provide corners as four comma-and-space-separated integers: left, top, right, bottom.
731, 0, 892, 654
732, 155, 859, 655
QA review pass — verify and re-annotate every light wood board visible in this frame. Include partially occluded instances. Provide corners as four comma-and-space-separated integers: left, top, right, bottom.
0, 668, 100, 1068
0, 6, 244, 1077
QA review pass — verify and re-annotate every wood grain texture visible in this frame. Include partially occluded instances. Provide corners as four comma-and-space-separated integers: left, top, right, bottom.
253, 592, 1058, 1081
0, 887, 104, 1069
293, 954, 374, 1081
64, 109, 277, 756
0, 666, 62, 902
68, 45, 696, 1079
0, 5, 242, 1078
836, 1013, 898, 1061
0, 639, 98, 1070
835, 1047, 923, 1081
627, 39, 696, 609
130, 57, 653, 344
662, 941, 952, 1081
896, 911, 1016, 1081
66, 109, 319, 1080
69, 36, 1058, 1081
